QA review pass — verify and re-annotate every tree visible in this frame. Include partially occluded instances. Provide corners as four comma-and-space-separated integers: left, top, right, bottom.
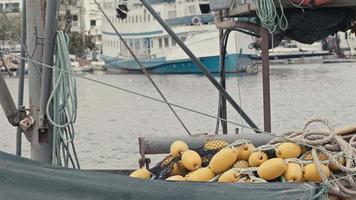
67, 32, 95, 56
0, 14, 21, 45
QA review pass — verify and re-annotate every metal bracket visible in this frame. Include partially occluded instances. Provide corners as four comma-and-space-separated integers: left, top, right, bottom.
7, 108, 27, 127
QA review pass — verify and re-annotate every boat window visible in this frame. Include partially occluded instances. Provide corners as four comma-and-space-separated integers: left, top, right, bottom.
199, 4, 211, 14
148, 14, 151, 21
159, 38, 163, 48
144, 14, 146, 22
136, 15, 138, 23
140, 15, 142, 22
172, 38, 176, 46
164, 37, 169, 47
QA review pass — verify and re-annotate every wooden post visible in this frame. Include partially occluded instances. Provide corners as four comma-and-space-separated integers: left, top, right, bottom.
261, 27, 272, 132
26, 0, 52, 163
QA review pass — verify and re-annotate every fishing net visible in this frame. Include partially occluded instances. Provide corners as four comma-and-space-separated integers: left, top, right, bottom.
271, 8, 354, 47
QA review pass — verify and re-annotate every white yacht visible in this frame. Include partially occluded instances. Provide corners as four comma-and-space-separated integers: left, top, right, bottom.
101, 0, 256, 73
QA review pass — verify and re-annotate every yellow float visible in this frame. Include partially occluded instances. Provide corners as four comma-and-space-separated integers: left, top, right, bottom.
166, 175, 185, 181
283, 163, 303, 182
248, 151, 268, 167
218, 170, 241, 183
257, 158, 287, 181
185, 168, 215, 182
303, 164, 330, 182
181, 150, 202, 171
170, 141, 189, 156
237, 144, 255, 161
209, 148, 238, 174
276, 142, 301, 159
129, 168, 151, 179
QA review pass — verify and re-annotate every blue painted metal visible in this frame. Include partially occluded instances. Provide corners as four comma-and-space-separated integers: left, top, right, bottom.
166, 14, 214, 26
102, 30, 163, 37
103, 53, 254, 74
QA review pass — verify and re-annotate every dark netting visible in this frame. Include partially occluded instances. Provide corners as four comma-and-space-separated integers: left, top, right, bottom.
150, 139, 229, 179
271, 8, 354, 47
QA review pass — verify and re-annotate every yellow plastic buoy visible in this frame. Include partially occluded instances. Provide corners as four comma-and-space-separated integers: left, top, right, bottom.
248, 152, 268, 167
129, 168, 151, 179
237, 144, 255, 161
304, 151, 327, 161
303, 164, 330, 182
257, 158, 287, 181
181, 150, 202, 171
166, 175, 185, 181
170, 141, 189, 156
276, 142, 301, 159
234, 160, 249, 169
218, 170, 240, 183
209, 148, 238, 174
185, 168, 215, 182
329, 157, 346, 171
283, 163, 303, 182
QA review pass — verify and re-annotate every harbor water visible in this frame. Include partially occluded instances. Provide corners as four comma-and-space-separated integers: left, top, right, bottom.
1, 63, 356, 169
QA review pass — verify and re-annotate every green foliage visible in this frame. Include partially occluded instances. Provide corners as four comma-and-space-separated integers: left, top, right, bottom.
0, 14, 21, 42
68, 32, 96, 56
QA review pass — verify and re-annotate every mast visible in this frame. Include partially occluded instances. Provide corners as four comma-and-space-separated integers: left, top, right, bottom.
27, 0, 57, 163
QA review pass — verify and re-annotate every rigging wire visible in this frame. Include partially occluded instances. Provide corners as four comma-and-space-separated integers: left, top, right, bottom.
92, 0, 191, 135
3, 50, 356, 168
234, 32, 245, 135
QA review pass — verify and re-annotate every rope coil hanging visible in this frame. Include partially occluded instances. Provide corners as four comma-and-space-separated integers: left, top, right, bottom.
46, 31, 80, 169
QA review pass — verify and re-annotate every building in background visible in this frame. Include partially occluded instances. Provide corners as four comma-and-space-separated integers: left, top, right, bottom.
0, 0, 21, 13
59, 0, 102, 52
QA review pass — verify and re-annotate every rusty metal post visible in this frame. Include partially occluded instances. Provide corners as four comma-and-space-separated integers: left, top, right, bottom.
261, 27, 271, 132
0, 72, 18, 126
27, 0, 52, 163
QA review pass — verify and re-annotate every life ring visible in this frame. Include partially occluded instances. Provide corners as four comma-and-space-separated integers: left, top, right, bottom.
291, 0, 332, 6
192, 16, 201, 25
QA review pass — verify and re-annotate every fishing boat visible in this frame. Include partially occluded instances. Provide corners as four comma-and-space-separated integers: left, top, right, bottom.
1, 0, 356, 199
101, 0, 257, 74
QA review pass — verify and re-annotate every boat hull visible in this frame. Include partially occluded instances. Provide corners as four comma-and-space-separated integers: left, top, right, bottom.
103, 54, 255, 74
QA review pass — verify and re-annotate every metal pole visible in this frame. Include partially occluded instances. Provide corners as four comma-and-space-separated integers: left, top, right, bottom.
39, 0, 58, 128
219, 30, 228, 134
0, 72, 18, 124
139, 0, 260, 132
261, 27, 271, 132
27, 0, 51, 163
16, 0, 27, 156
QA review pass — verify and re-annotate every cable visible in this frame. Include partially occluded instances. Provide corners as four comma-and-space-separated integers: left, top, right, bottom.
92, 0, 191, 135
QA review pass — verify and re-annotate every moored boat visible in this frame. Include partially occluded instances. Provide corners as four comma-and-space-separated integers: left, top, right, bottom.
101, 0, 257, 74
